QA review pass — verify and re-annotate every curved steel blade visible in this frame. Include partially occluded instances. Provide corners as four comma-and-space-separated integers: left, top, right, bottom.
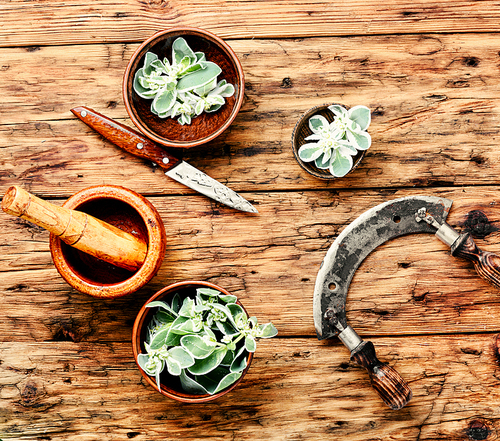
313, 195, 453, 340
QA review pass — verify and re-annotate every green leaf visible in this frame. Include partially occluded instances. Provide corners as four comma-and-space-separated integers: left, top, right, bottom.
230, 346, 248, 373
205, 103, 222, 113
218, 294, 237, 304
143, 52, 159, 75
346, 129, 371, 150
217, 82, 235, 98
152, 88, 176, 114
155, 310, 176, 324
149, 327, 170, 350
136, 353, 151, 373
347, 105, 371, 131
315, 155, 330, 170
308, 115, 328, 132
166, 315, 190, 338
327, 104, 347, 118
195, 52, 206, 63
195, 367, 242, 395
179, 61, 206, 77
178, 297, 195, 318
179, 370, 209, 394
215, 320, 239, 337
171, 293, 181, 313
245, 335, 256, 352
257, 323, 278, 338
168, 347, 195, 368
329, 150, 353, 177
133, 68, 158, 99
146, 301, 178, 317
220, 349, 236, 366
197, 287, 220, 297
166, 357, 181, 376
188, 348, 227, 375
339, 142, 358, 156
172, 37, 197, 65
194, 77, 218, 97
298, 143, 323, 162
181, 335, 216, 359
177, 62, 222, 93
172, 318, 202, 335
213, 372, 242, 394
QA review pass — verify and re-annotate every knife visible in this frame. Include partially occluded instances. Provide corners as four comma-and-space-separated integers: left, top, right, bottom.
70, 106, 257, 213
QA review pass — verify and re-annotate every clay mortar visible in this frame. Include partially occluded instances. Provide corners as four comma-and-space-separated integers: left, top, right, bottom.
49, 185, 166, 298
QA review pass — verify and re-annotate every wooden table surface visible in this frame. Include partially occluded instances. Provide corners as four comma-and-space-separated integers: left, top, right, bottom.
2, 1, 500, 440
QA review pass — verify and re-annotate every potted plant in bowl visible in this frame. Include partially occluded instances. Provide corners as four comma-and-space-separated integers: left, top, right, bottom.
291, 104, 372, 179
123, 27, 244, 149
132, 281, 278, 403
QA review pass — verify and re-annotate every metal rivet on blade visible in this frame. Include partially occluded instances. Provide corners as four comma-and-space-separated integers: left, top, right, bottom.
137, 143, 144, 149
80, 110, 87, 118
162, 157, 169, 164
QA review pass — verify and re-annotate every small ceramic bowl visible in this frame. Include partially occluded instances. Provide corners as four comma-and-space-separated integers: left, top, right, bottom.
132, 280, 253, 403
291, 103, 366, 180
123, 27, 244, 149
49, 185, 166, 298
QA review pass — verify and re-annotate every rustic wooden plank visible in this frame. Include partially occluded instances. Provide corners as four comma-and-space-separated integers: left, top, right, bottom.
2, 187, 500, 342
2, 34, 500, 194
1, 335, 500, 440
3, 0, 500, 47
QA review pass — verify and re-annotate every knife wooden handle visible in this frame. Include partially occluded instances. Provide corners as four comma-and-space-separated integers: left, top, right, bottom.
350, 341, 412, 410
452, 233, 500, 289
70, 106, 181, 171
2, 186, 147, 272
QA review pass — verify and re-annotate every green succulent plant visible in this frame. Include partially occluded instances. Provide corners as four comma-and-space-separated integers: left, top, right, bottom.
298, 105, 371, 177
133, 37, 235, 125
137, 287, 278, 395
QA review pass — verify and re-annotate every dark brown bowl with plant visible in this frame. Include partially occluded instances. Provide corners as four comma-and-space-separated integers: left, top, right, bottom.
123, 27, 244, 149
132, 280, 278, 403
291, 103, 371, 180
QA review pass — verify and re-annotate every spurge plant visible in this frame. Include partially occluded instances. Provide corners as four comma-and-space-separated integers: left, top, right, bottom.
133, 37, 235, 125
137, 287, 278, 395
298, 104, 371, 177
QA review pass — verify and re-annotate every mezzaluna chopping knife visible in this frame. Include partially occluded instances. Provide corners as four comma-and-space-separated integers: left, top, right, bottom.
71, 106, 257, 213
314, 195, 500, 410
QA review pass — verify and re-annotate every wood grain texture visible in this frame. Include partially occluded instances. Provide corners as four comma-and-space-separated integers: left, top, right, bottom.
2, 187, 500, 343
3, 1, 500, 439
2, 34, 500, 195
3, 0, 500, 46
2, 335, 500, 440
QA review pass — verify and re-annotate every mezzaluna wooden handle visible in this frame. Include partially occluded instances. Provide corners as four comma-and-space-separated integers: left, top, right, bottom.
350, 341, 412, 410
2, 186, 147, 272
452, 233, 500, 289
70, 106, 181, 172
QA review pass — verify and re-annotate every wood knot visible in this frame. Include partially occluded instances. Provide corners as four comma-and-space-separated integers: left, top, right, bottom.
463, 210, 498, 239
21, 381, 38, 405
280, 77, 293, 88
466, 419, 492, 440
463, 56, 480, 67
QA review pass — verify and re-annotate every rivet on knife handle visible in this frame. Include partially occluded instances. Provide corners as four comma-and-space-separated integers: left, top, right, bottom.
326, 309, 412, 410
416, 208, 500, 289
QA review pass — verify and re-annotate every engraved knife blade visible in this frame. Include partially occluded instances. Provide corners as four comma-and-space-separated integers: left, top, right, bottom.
71, 106, 257, 213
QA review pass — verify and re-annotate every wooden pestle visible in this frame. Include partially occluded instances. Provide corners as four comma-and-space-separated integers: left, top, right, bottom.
2, 186, 148, 272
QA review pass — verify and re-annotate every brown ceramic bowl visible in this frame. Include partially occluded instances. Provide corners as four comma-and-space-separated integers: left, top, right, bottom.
132, 280, 253, 403
291, 103, 366, 180
49, 185, 166, 298
123, 27, 244, 149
